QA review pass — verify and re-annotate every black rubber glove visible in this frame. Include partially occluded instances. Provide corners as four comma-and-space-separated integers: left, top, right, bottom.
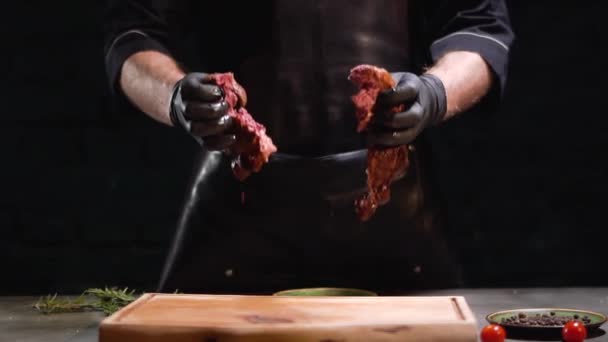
170, 72, 235, 150
368, 72, 447, 147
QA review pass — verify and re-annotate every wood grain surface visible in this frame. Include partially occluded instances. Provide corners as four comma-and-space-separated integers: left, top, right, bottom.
99, 294, 478, 341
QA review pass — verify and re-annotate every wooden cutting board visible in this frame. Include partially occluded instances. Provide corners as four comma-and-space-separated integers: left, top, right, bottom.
100, 293, 478, 342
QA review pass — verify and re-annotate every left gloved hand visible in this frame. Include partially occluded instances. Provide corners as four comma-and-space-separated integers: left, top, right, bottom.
368, 72, 447, 147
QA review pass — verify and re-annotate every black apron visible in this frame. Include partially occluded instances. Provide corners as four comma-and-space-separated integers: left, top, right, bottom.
158, 0, 463, 294
157, 148, 463, 294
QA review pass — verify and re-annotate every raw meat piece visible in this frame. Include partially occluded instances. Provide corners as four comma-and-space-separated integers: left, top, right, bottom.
348, 65, 410, 221
210, 73, 277, 181
349, 65, 398, 133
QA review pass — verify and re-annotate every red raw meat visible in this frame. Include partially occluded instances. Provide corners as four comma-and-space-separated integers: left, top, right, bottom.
348, 65, 410, 221
209, 73, 277, 181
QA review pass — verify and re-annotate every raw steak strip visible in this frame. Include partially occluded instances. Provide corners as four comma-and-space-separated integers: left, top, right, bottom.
210, 73, 277, 181
348, 65, 410, 221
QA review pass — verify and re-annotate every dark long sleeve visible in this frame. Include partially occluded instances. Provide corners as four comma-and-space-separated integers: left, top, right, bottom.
422, 0, 515, 94
102, 0, 193, 96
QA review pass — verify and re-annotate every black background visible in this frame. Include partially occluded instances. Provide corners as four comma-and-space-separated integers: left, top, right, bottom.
1, 1, 607, 295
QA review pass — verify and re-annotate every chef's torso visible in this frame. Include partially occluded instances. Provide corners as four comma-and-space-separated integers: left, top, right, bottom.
157, 1, 467, 294
197, 0, 412, 156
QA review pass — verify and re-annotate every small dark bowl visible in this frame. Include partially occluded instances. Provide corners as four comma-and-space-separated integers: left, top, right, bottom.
486, 308, 607, 340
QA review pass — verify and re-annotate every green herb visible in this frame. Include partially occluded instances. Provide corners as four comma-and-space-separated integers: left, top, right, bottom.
33, 293, 93, 314
85, 287, 138, 315
34, 286, 140, 316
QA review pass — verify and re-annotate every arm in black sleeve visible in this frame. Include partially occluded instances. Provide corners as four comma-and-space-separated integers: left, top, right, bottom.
103, 0, 192, 97
423, 0, 515, 94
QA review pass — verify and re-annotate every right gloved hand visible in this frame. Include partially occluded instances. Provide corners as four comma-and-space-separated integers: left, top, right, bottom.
170, 72, 235, 150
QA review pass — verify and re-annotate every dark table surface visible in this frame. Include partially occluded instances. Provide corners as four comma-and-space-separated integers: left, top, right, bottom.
2, 288, 607, 342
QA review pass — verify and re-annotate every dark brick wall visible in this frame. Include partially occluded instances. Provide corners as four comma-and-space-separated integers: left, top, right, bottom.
433, 1, 608, 286
0, 1, 198, 294
1, 1, 607, 294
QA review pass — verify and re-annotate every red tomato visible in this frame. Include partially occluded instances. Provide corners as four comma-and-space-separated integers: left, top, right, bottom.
480, 324, 506, 342
562, 320, 587, 342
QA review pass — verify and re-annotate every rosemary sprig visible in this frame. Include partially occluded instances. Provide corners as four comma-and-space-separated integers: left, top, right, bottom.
85, 287, 138, 315
33, 286, 140, 316
33, 293, 94, 314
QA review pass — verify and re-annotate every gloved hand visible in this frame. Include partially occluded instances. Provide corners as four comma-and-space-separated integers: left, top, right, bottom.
368, 72, 447, 147
170, 72, 235, 150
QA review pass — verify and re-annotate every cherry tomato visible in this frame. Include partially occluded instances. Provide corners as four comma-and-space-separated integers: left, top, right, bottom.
480, 324, 506, 342
562, 320, 587, 342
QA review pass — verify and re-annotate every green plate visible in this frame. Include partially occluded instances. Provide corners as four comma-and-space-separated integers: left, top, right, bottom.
273, 287, 377, 297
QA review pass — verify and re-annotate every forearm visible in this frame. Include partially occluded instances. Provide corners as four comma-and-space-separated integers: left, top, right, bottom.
119, 51, 186, 126
426, 51, 494, 120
